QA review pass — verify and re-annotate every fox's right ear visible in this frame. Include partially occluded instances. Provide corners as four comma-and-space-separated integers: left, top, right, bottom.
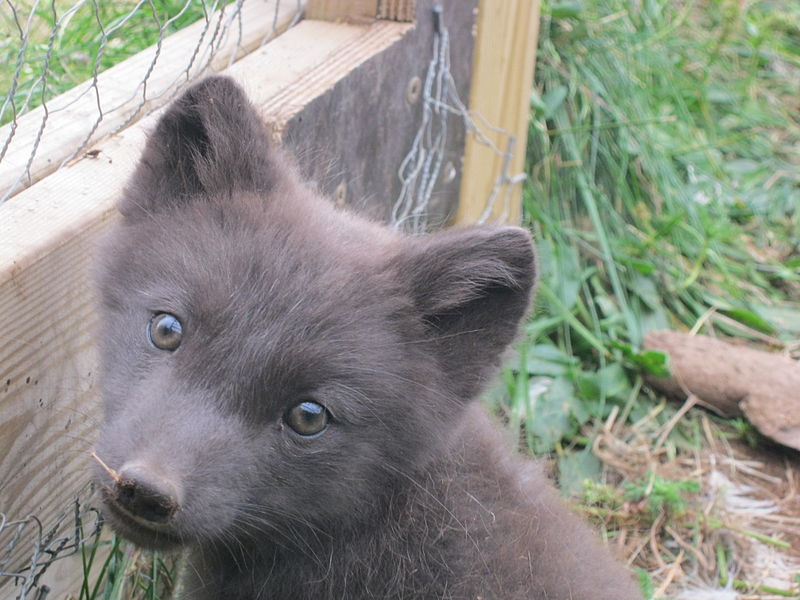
120, 75, 284, 219
397, 226, 537, 401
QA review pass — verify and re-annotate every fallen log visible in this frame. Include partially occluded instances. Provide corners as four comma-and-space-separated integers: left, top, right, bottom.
644, 330, 800, 451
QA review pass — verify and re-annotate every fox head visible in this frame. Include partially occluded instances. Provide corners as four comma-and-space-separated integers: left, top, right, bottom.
93, 76, 536, 552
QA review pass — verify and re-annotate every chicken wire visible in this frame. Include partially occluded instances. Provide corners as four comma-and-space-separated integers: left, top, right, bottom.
0, 0, 304, 202
391, 5, 526, 233
0, 484, 102, 600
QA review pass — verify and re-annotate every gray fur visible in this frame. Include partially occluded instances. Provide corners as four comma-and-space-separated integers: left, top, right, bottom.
93, 76, 641, 599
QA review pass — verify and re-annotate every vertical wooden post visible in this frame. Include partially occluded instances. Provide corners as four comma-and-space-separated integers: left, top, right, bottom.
456, 0, 540, 224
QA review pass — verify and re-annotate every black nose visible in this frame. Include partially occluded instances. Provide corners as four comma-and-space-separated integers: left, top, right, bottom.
114, 464, 179, 524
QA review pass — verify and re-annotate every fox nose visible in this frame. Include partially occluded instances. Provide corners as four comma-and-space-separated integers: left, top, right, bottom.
114, 463, 180, 524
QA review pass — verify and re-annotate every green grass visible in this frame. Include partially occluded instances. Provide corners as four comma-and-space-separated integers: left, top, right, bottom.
491, 0, 800, 474
79, 533, 175, 600
0, 0, 216, 125
622, 473, 701, 517
490, 3, 799, 592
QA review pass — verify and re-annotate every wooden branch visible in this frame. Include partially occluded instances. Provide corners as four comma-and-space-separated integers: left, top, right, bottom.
456, 0, 541, 225
644, 330, 800, 451
0, 0, 300, 201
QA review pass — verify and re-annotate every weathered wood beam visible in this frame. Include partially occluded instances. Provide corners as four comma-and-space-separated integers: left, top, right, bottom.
281, 0, 476, 224
306, 0, 416, 22
378, 0, 416, 21
456, 0, 541, 224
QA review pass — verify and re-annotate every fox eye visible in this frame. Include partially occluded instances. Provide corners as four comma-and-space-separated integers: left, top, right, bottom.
285, 401, 329, 437
147, 313, 183, 351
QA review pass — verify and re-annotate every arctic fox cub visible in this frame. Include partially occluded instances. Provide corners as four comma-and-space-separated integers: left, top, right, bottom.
93, 76, 641, 600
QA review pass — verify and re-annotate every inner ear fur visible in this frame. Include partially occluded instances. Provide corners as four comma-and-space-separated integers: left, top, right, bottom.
400, 226, 537, 401
120, 75, 285, 218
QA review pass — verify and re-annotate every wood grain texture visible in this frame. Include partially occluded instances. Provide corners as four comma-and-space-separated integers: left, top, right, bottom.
306, 0, 379, 22
0, 0, 300, 202
377, 0, 417, 21
260, 22, 412, 130
281, 0, 476, 224
306, 0, 416, 23
456, 0, 541, 224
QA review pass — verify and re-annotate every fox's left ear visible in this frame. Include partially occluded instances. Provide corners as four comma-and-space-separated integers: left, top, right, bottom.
398, 226, 537, 401
120, 75, 285, 218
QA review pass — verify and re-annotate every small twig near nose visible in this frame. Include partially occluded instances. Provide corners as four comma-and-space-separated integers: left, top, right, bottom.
90, 450, 121, 483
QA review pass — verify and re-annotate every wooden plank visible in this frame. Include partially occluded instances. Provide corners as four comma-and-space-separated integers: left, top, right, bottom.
0, 0, 302, 202
280, 0, 476, 224
455, 0, 541, 224
306, 0, 379, 22
306, 0, 416, 22
0, 19, 414, 598
377, 0, 416, 21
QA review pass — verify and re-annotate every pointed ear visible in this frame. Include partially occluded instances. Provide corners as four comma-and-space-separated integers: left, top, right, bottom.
401, 226, 537, 401
120, 75, 283, 218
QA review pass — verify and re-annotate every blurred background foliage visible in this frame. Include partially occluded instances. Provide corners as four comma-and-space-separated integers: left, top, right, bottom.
491, 0, 799, 478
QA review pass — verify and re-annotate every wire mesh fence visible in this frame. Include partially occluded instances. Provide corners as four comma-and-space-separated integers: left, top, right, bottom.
0, 483, 102, 600
391, 5, 526, 233
0, 0, 303, 202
